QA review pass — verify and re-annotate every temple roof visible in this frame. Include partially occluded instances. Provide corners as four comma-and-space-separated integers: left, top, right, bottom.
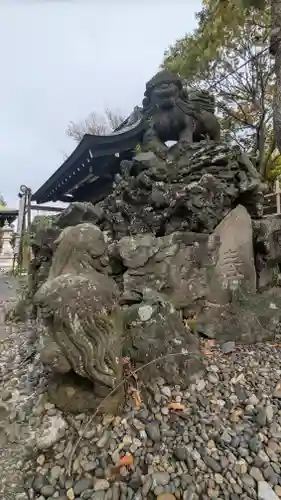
0, 205, 18, 226
0, 205, 18, 215
32, 117, 143, 205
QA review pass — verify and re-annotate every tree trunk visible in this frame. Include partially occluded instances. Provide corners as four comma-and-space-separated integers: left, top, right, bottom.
259, 135, 276, 179
271, 0, 281, 153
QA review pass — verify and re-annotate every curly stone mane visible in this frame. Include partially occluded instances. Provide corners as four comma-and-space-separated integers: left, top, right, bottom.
35, 223, 122, 389
145, 70, 182, 96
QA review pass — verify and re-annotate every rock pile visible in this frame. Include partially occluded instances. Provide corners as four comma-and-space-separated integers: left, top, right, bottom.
101, 145, 263, 239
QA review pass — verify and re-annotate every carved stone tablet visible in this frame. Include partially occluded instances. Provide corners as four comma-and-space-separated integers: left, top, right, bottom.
209, 205, 256, 304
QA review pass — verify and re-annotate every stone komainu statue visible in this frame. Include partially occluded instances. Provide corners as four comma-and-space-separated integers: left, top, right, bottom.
141, 70, 221, 154
34, 223, 123, 393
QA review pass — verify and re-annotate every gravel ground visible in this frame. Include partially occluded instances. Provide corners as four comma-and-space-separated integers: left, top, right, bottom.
0, 316, 281, 500
0, 317, 47, 500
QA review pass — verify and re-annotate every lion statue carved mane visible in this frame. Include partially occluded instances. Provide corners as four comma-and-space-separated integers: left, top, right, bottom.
35, 223, 123, 392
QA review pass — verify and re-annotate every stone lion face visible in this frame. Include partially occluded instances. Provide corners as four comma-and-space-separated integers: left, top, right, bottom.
149, 82, 180, 110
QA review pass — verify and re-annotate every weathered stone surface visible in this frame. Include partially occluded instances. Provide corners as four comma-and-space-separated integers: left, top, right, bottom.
133, 151, 161, 171
196, 287, 281, 342
123, 291, 203, 386
253, 215, 281, 290
118, 233, 159, 268
102, 143, 264, 240
116, 231, 219, 310
209, 205, 256, 304
40, 340, 72, 375
27, 203, 105, 306
35, 415, 68, 450
34, 223, 124, 413
37, 270, 122, 388
55, 201, 104, 229
28, 226, 61, 299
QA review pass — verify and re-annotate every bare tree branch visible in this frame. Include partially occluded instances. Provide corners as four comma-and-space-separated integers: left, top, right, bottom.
66, 109, 125, 143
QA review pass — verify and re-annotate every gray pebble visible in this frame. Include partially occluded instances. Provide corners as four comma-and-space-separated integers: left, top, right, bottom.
221, 341, 236, 354
32, 475, 48, 493
248, 394, 259, 406
232, 483, 243, 495
220, 456, 229, 469
173, 446, 187, 461
265, 405, 274, 423
151, 472, 170, 486
241, 474, 255, 488
129, 476, 142, 491
221, 430, 232, 444
111, 483, 120, 500
132, 494, 142, 500
271, 463, 280, 474
146, 422, 161, 442
258, 450, 270, 463
82, 461, 96, 472
105, 491, 112, 500
231, 436, 240, 448
202, 455, 222, 473
97, 431, 110, 449
81, 491, 95, 499
235, 384, 248, 402
154, 392, 162, 404
273, 385, 281, 398
161, 386, 171, 398
256, 408, 267, 427
65, 479, 73, 490
263, 466, 278, 486
74, 479, 93, 495
40, 485, 56, 497
93, 479, 110, 491
183, 485, 196, 500
181, 473, 193, 488
249, 436, 262, 453
142, 476, 152, 496
154, 486, 165, 495
1, 389, 12, 401
95, 468, 105, 479
208, 373, 219, 384
250, 467, 264, 482
91, 493, 105, 500
50, 466, 62, 482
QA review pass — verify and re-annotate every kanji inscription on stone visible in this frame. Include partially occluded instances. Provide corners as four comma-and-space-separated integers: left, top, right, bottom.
220, 249, 244, 290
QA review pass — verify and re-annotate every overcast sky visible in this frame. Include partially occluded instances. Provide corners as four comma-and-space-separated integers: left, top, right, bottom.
0, 0, 201, 208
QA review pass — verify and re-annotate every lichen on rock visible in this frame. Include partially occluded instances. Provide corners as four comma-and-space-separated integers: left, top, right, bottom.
123, 290, 204, 387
